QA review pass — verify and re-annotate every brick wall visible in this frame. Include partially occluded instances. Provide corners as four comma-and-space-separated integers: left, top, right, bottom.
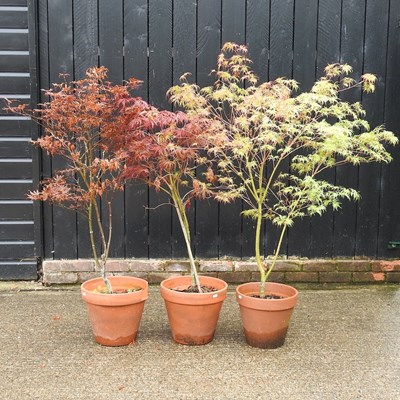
42, 259, 400, 285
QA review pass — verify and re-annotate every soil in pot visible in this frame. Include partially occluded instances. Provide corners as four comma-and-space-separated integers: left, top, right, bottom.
171, 285, 217, 293
91, 285, 142, 294
249, 294, 283, 300
161, 276, 228, 345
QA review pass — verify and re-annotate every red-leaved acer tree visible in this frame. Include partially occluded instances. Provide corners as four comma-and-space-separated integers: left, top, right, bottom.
114, 105, 216, 292
6, 67, 150, 293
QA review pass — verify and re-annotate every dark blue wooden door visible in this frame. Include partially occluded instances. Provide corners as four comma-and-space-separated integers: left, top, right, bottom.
0, 0, 40, 279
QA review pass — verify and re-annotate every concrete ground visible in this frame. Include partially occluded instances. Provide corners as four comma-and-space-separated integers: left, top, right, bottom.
0, 283, 399, 400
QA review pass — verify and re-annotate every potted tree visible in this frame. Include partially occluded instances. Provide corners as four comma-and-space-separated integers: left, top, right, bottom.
6, 67, 149, 346
168, 43, 398, 348
115, 104, 228, 345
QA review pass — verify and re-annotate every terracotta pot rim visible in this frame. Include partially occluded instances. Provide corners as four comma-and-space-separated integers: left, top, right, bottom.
236, 281, 298, 311
160, 275, 228, 305
81, 276, 149, 307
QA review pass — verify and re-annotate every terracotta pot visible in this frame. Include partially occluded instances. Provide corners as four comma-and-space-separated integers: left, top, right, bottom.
236, 282, 298, 349
160, 276, 228, 345
81, 276, 148, 346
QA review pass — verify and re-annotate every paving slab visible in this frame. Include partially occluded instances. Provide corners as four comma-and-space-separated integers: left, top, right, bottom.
0, 285, 399, 400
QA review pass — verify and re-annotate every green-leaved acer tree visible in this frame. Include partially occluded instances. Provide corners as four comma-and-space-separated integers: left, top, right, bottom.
168, 42, 398, 297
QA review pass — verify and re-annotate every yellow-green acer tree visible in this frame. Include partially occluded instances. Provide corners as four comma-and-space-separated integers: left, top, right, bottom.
169, 42, 398, 296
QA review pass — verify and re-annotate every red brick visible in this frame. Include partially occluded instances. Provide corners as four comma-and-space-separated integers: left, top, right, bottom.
199, 272, 217, 279
43, 260, 95, 273
302, 261, 336, 272
120, 272, 149, 280
77, 272, 102, 282
164, 261, 191, 272
386, 272, 400, 283
234, 262, 259, 272
320, 272, 352, 283
200, 260, 233, 272
199, 272, 218, 278
146, 272, 183, 284
147, 272, 219, 284
271, 261, 301, 272
105, 260, 130, 272
372, 261, 400, 272
371, 262, 383, 272
286, 272, 318, 283
337, 260, 371, 272
251, 272, 285, 283
129, 260, 163, 272
217, 271, 250, 283
352, 272, 385, 283
43, 272, 78, 285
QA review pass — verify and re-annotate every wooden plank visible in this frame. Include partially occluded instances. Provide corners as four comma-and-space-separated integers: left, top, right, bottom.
218, 0, 245, 259
0, 97, 29, 115
0, 241, 34, 258
0, 1, 27, 5
26, 0, 42, 261
38, 0, 49, 90
197, 0, 221, 86
124, 0, 148, 94
148, 191, 172, 259
125, 184, 148, 258
267, 0, 294, 259
292, 0, 318, 91
246, 0, 269, 84
288, 0, 318, 258
355, 0, 389, 258
0, 74, 29, 93
0, 202, 32, 219
73, 0, 98, 79
315, 0, 341, 76
73, 0, 98, 258
0, 262, 37, 280
0, 30, 28, 51
242, 0, 270, 259
0, 138, 31, 157
0, 159, 31, 178
171, 0, 196, 258
47, 0, 77, 260
147, 0, 173, 258
0, 221, 33, 240
0, 117, 31, 135
172, 0, 196, 83
0, 9, 28, 29
269, 0, 293, 80
149, 0, 172, 110
0, 52, 29, 72
305, 0, 341, 258
98, 0, 125, 258
48, 1, 74, 77
37, 0, 52, 260
378, 0, 400, 258
99, 0, 123, 82
332, 0, 365, 257
124, 0, 149, 258
221, 0, 245, 45
0, 0, 36, 275
195, 0, 221, 258
0, 180, 31, 199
